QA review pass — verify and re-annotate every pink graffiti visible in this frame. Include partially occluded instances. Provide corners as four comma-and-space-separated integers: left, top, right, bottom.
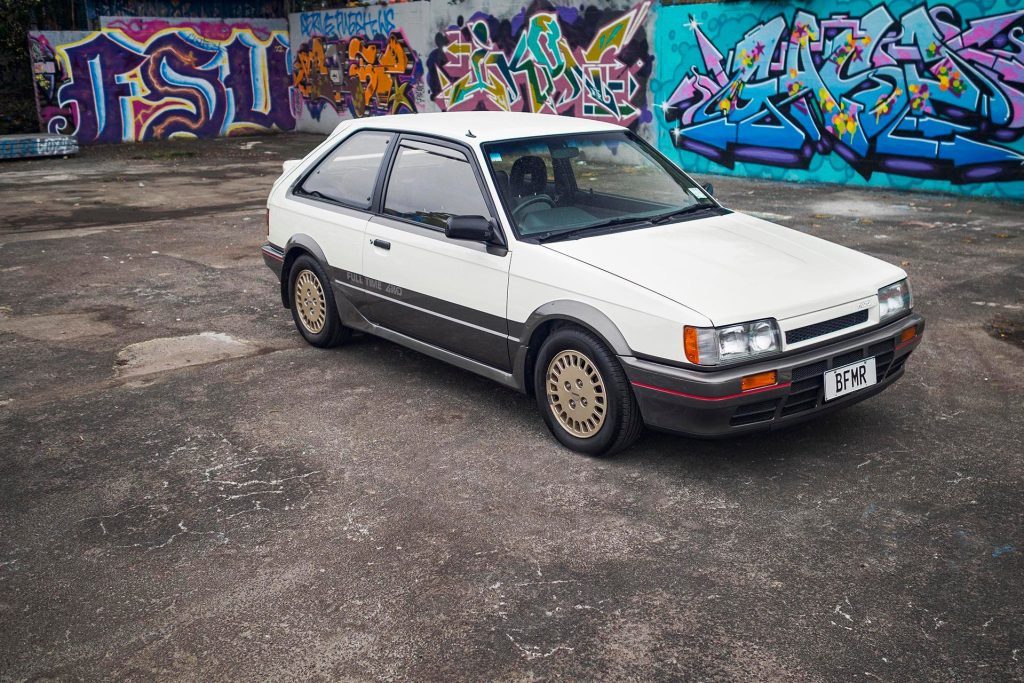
431, 2, 651, 126
103, 17, 277, 42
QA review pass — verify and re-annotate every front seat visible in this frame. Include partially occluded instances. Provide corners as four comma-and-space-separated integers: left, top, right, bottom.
509, 156, 547, 198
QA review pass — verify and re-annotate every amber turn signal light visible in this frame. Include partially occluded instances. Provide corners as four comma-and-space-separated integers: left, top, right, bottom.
741, 370, 778, 392
684, 326, 700, 364
899, 326, 917, 344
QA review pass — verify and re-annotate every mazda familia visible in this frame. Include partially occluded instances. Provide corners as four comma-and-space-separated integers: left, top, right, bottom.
262, 112, 924, 456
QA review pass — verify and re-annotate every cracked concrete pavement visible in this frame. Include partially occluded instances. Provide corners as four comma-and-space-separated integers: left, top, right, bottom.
0, 133, 1022, 680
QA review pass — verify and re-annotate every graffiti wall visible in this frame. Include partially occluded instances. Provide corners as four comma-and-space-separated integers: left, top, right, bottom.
29, 20, 293, 144
288, 1, 656, 134
24, 0, 1024, 196
428, 0, 654, 130
653, 0, 1024, 198
290, 4, 429, 134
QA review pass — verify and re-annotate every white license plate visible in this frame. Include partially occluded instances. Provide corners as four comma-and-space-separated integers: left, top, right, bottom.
824, 357, 877, 401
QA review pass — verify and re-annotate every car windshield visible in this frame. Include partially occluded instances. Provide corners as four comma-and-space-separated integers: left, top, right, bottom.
483, 131, 715, 240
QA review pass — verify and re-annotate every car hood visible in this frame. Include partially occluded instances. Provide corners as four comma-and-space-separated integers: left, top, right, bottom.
542, 211, 905, 325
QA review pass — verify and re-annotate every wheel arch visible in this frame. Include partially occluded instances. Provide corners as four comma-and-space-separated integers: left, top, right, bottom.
280, 234, 329, 308
515, 300, 633, 397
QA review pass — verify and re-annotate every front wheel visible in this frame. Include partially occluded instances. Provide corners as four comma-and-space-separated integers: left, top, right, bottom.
533, 326, 643, 456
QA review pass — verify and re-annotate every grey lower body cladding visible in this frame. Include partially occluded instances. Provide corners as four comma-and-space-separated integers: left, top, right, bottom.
624, 314, 924, 437
264, 242, 925, 438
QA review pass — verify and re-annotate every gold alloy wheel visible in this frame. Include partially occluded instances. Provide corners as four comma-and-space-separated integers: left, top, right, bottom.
546, 350, 607, 438
294, 269, 327, 334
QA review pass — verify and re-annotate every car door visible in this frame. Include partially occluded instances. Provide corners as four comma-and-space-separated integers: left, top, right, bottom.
361, 136, 512, 371
289, 129, 395, 309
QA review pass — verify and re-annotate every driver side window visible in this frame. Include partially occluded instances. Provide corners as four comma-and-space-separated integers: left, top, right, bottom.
383, 141, 490, 230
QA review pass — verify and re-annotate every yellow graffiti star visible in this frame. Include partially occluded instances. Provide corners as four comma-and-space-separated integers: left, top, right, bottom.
389, 81, 413, 114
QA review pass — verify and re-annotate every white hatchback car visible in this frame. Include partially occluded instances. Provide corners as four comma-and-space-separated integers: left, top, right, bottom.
263, 112, 923, 456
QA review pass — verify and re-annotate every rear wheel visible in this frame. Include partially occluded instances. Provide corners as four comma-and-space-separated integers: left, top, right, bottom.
288, 254, 350, 348
534, 326, 643, 456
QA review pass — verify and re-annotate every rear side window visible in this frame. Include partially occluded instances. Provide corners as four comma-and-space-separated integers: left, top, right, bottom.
383, 141, 490, 230
299, 131, 393, 209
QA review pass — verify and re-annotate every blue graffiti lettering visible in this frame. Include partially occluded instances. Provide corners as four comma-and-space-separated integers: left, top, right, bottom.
299, 7, 396, 40
661, 3, 1024, 186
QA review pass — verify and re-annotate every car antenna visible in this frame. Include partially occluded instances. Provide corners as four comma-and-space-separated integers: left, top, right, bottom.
466, 129, 476, 138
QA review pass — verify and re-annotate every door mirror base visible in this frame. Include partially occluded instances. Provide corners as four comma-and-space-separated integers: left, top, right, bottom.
446, 215, 494, 242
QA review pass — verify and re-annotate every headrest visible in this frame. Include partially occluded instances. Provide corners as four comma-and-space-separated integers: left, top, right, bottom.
509, 156, 547, 196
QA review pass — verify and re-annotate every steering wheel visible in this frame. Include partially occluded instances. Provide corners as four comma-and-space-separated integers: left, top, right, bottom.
512, 194, 556, 222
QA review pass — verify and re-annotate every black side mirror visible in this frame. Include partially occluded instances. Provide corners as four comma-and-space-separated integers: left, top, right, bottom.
702, 182, 715, 197
445, 215, 494, 242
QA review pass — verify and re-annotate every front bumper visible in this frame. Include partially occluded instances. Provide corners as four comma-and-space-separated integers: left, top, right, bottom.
623, 313, 924, 437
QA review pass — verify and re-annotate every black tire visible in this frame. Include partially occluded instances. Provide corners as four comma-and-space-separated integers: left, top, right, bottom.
288, 254, 351, 348
533, 325, 643, 456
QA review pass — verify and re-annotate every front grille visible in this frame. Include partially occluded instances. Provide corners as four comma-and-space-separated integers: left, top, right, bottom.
780, 339, 883, 417
781, 372, 821, 416
833, 348, 864, 368
786, 309, 869, 345
792, 360, 827, 381
888, 355, 908, 376
729, 331, 910, 428
870, 340, 895, 381
729, 399, 780, 426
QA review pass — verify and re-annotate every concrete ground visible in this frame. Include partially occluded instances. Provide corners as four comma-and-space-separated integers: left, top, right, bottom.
0, 132, 1021, 681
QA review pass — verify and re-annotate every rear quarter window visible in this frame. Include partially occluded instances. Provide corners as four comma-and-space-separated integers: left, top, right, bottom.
299, 130, 394, 209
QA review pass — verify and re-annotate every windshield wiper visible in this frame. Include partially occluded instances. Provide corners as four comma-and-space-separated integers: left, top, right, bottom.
649, 203, 716, 225
535, 215, 653, 243
534, 204, 719, 243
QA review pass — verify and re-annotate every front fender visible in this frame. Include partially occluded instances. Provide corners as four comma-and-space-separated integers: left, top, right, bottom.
511, 299, 633, 393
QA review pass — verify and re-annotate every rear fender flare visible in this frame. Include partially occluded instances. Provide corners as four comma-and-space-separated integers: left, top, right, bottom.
281, 234, 329, 307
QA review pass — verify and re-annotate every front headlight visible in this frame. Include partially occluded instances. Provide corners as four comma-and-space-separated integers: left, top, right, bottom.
878, 279, 912, 321
684, 319, 781, 366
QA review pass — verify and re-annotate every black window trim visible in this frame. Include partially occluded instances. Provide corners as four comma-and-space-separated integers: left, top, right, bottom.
288, 127, 508, 252
290, 129, 397, 213
376, 132, 507, 249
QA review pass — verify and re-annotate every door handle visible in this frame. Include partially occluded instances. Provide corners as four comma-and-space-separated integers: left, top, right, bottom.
371, 238, 391, 251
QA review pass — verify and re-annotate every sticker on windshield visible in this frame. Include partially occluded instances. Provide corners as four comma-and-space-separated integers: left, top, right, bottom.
489, 152, 502, 162
688, 187, 707, 199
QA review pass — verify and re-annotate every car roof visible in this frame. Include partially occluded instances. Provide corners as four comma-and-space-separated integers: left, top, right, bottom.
334, 111, 624, 145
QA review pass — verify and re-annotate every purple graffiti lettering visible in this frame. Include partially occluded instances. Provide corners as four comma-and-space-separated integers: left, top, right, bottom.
135, 32, 228, 139
59, 33, 148, 143
225, 34, 295, 130
30, 28, 295, 144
